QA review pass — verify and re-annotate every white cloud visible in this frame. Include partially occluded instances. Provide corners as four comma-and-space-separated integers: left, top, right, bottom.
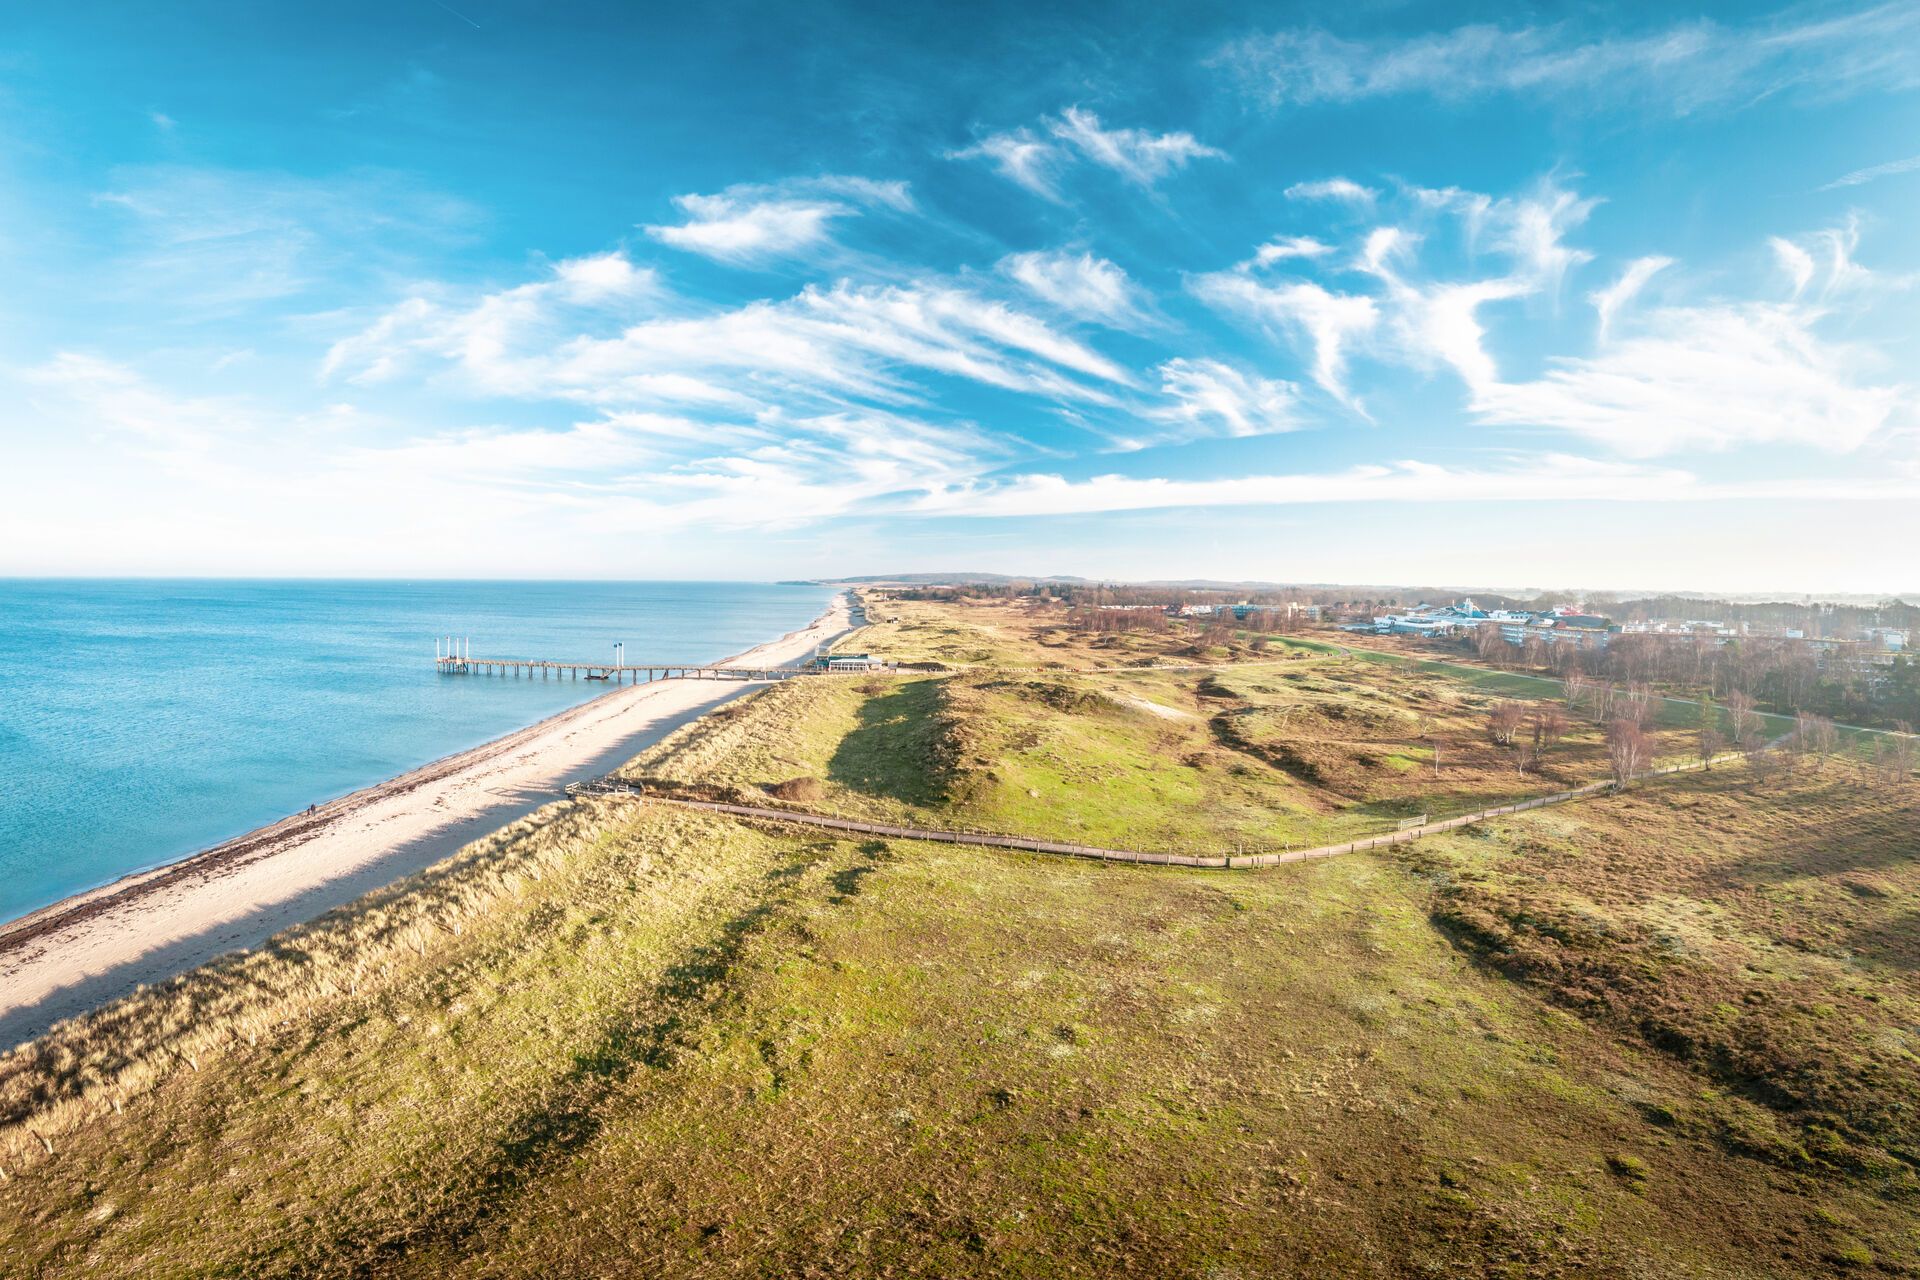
795, 282, 1133, 391
320, 251, 659, 389
1814, 216, 1874, 296
1149, 358, 1301, 442
1472, 303, 1904, 456
642, 177, 909, 264
1590, 255, 1672, 341
1389, 277, 1529, 389
1769, 236, 1815, 298
952, 109, 1222, 198
1201, 195, 1907, 461
21, 353, 249, 454
1000, 251, 1141, 325
1769, 216, 1917, 301
647, 194, 848, 262
554, 251, 657, 299
1189, 271, 1380, 410
1284, 177, 1376, 205
1214, 6, 1920, 114
913, 454, 1701, 518
947, 129, 1066, 200
1822, 153, 1920, 190
91, 165, 477, 309
1494, 187, 1597, 296
1246, 235, 1334, 268
1047, 107, 1225, 186
806, 176, 915, 211
326, 263, 1132, 416
1359, 226, 1411, 274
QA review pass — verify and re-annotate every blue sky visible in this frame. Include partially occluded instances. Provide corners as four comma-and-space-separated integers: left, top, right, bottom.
2, 0, 1917, 592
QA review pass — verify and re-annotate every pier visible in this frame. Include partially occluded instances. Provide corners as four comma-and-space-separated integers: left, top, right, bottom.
433, 637, 860, 684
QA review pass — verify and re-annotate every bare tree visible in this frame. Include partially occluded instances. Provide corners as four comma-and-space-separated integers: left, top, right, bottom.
1487, 701, 1527, 746
1696, 695, 1723, 771
1872, 726, 1915, 789
1564, 674, 1594, 718
1520, 707, 1563, 775
1620, 682, 1659, 728
1474, 621, 1508, 665
1748, 744, 1782, 788
1727, 689, 1761, 747
1596, 681, 1619, 723
1794, 712, 1839, 771
1537, 706, 1569, 749
1522, 633, 1551, 671
1606, 718, 1654, 790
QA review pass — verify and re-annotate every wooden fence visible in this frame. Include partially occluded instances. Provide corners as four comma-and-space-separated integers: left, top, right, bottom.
568, 751, 1741, 871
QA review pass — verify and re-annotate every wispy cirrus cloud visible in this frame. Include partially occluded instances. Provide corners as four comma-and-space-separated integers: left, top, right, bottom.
1473, 302, 1905, 457
91, 165, 479, 310
1589, 256, 1672, 341
1187, 272, 1379, 410
1821, 153, 1920, 190
913, 454, 1705, 518
643, 176, 913, 264
999, 251, 1142, 326
344, 406, 1002, 533
946, 129, 1066, 201
324, 257, 1133, 416
1196, 183, 1909, 459
1284, 177, 1376, 205
21, 352, 253, 455
320, 250, 660, 389
1770, 236, 1816, 297
646, 195, 849, 262
1047, 107, 1225, 185
1243, 236, 1334, 269
1213, 4, 1920, 114
951, 108, 1224, 197
1146, 358, 1301, 444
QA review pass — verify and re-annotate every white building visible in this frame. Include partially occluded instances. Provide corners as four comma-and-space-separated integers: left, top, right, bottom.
1865, 627, 1909, 652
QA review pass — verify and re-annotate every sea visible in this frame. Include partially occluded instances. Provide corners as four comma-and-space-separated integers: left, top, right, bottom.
0, 579, 836, 923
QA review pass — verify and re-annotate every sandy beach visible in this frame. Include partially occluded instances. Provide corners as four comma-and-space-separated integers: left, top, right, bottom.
0, 593, 856, 1049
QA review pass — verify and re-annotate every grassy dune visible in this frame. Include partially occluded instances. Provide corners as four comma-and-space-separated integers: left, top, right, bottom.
2, 596, 1915, 1276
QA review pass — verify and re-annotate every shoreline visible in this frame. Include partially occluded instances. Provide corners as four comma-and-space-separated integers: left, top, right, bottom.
0, 592, 857, 1049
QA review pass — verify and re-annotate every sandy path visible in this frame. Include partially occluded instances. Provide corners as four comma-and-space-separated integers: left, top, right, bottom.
0, 594, 856, 1049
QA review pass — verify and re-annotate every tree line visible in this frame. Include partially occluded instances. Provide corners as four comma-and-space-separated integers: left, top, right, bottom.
1466, 624, 1920, 731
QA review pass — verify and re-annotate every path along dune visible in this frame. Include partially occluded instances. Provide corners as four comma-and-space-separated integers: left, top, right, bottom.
0, 594, 854, 1049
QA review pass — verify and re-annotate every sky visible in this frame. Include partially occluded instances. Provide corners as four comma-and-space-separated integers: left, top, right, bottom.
1, 0, 1917, 594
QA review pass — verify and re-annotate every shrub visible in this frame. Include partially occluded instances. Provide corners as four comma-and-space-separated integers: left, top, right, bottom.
768, 776, 826, 803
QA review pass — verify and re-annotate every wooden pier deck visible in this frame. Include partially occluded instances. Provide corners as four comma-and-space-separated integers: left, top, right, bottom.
434, 656, 803, 683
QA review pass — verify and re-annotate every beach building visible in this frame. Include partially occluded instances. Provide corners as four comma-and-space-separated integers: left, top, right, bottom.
816, 653, 890, 672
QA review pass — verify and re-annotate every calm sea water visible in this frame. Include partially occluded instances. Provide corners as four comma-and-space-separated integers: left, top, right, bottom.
0, 580, 834, 922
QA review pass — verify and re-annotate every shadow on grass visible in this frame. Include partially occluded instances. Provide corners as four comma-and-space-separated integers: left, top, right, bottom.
826, 679, 954, 808
1691, 775, 1919, 889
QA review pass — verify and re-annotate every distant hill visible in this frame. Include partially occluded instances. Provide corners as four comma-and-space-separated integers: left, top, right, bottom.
789, 573, 1091, 587
790, 574, 1920, 607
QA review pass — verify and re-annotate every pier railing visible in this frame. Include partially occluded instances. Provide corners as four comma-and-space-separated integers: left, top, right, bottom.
434, 657, 901, 684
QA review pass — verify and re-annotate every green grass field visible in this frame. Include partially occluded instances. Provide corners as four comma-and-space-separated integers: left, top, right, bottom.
3, 595, 1915, 1277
